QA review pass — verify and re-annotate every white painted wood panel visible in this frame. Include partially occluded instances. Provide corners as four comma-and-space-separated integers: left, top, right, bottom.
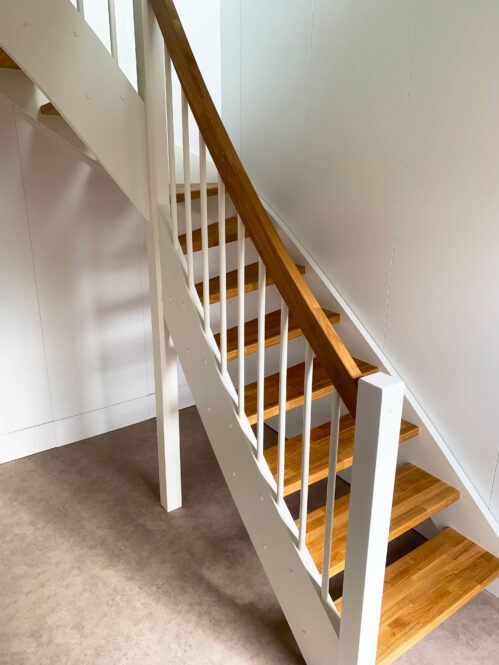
304, 0, 418, 346
385, 0, 499, 501
15, 111, 149, 421
221, 0, 499, 511
0, 96, 54, 436
239, 0, 312, 241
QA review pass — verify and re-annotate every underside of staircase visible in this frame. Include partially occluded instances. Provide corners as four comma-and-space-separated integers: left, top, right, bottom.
1, 2, 498, 664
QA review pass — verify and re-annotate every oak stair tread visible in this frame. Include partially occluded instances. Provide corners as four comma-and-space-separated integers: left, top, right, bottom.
243, 357, 378, 426
178, 217, 248, 253
302, 463, 460, 577
40, 102, 59, 116
0, 48, 20, 69
195, 261, 306, 305
336, 527, 499, 665
176, 184, 218, 203
216, 308, 341, 362
264, 414, 419, 496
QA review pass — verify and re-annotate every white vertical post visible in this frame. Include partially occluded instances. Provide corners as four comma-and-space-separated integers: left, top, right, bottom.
256, 258, 266, 461
133, 0, 181, 512
76, 0, 85, 17
199, 135, 210, 334
181, 91, 194, 290
165, 49, 178, 245
218, 178, 227, 376
237, 215, 245, 419
277, 299, 289, 504
321, 390, 341, 601
298, 342, 314, 551
108, 0, 118, 59
338, 373, 404, 665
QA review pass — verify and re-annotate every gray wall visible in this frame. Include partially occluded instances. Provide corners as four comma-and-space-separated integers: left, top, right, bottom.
221, 0, 499, 518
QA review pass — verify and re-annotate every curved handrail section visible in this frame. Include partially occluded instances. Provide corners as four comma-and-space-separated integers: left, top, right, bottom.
149, 0, 362, 415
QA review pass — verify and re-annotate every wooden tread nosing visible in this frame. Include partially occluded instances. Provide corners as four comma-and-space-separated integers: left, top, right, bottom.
264, 414, 419, 496
336, 528, 499, 665
302, 463, 460, 578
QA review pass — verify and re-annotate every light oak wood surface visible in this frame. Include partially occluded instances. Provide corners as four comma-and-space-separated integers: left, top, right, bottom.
216, 308, 340, 362
195, 262, 306, 305
336, 528, 499, 665
40, 102, 59, 116
0, 48, 19, 69
178, 217, 245, 253
243, 357, 377, 426
264, 414, 419, 496
302, 464, 460, 577
176, 184, 218, 203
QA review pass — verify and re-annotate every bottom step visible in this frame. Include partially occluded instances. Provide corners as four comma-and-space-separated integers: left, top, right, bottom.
336, 528, 499, 665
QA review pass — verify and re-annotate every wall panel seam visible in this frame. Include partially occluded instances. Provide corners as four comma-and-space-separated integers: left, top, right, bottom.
12, 106, 57, 428
382, 0, 420, 350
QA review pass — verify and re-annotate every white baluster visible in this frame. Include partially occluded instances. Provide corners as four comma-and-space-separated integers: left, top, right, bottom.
199, 135, 210, 334
76, 0, 85, 17
165, 50, 178, 244
256, 258, 266, 461
321, 390, 341, 601
218, 178, 227, 375
277, 299, 289, 504
298, 341, 314, 551
338, 374, 404, 665
181, 91, 194, 290
108, 0, 118, 59
237, 215, 245, 418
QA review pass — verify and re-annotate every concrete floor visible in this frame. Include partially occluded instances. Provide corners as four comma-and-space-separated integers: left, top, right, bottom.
0, 406, 497, 665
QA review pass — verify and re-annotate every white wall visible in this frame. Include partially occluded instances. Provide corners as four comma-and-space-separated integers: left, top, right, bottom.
0, 95, 193, 463
221, 0, 499, 520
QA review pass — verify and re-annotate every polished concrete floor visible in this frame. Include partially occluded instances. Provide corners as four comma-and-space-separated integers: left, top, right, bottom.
0, 407, 497, 665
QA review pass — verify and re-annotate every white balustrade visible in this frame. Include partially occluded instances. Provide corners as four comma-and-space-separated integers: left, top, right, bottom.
181, 90, 194, 289
107, 0, 118, 59
237, 216, 245, 419
321, 390, 341, 601
256, 258, 266, 461
199, 136, 210, 334
218, 178, 227, 376
277, 299, 289, 505
298, 342, 314, 551
165, 50, 178, 244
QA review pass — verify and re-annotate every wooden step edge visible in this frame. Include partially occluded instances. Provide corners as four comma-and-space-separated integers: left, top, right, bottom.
0, 48, 20, 69
335, 528, 499, 665
176, 184, 218, 203
40, 102, 59, 116
244, 356, 378, 426
264, 415, 419, 496
178, 216, 244, 254
195, 262, 306, 306
302, 463, 460, 578
216, 308, 341, 362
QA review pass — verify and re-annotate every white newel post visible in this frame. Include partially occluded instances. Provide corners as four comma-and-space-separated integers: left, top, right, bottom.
338, 373, 404, 665
133, 0, 182, 511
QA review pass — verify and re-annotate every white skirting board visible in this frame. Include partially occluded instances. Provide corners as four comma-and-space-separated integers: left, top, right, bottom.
0, 383, 194, 465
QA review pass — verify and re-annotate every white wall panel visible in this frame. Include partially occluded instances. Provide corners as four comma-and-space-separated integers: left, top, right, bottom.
240, 0, 312, 241
304, 0, 417, 345
221, 0, 499, 509
0, 97, 53, 436
15, 112, 149, 421
385, 0, 499, 500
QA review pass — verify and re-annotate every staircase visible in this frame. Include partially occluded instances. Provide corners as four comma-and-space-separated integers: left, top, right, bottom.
1, 1, 498, 664
168, 183, 498, 665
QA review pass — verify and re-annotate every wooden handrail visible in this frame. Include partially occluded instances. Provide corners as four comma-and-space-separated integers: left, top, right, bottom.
149, 0, 363, 415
